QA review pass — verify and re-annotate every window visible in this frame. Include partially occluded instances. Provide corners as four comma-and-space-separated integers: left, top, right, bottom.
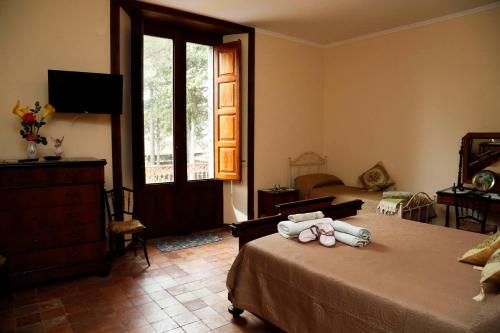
143, 35, 174, 184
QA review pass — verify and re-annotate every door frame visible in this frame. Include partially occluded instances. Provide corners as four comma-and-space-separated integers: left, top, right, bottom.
110, 0, 256, 219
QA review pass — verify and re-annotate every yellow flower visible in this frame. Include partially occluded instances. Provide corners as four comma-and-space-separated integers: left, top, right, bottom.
12, 100, 28, 118
41, 104, 55, 119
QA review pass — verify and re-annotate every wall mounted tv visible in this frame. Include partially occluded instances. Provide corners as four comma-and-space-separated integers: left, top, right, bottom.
48, 70, 123, 114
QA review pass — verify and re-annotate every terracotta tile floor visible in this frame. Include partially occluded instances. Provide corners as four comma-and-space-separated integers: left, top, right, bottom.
0, 230, 280, 333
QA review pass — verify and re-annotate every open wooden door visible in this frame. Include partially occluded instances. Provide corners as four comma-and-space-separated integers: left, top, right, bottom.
214, 41, 241, 181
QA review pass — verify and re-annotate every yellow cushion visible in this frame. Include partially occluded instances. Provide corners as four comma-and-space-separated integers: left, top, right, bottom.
109, 219, 145, 234
0, 255, 5, 266
459, 231, 500, 266
481, 248, 500, 284
473, 248, 500, 301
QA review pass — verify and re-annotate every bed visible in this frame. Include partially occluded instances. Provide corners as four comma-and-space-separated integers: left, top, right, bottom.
227, 201, 500, 333
289, 152, 435, 221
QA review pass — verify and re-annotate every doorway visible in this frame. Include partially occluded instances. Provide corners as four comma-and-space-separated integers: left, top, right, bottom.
131, 20, 223, 237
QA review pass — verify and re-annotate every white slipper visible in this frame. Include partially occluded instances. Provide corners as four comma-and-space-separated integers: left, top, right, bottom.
298, 225, 319, 243
317, 223, 336, 247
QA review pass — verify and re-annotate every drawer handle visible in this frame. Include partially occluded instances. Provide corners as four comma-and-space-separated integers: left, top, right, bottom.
69, 232, 80, 238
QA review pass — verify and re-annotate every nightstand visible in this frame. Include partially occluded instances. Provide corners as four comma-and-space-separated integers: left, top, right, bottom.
258, 188, 299, 217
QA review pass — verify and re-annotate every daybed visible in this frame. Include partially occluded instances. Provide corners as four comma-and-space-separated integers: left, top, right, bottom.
290, 152, 435, 221
227, 198, 500, 333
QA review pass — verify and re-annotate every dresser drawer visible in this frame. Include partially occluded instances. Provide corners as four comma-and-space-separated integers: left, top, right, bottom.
0, 184, 100, 211
9, 242, 106, 272
1, 205, 102, 252
0, 165, 102, 188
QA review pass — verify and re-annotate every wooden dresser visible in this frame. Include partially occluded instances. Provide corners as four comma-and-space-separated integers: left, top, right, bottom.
0, 159, 109, 287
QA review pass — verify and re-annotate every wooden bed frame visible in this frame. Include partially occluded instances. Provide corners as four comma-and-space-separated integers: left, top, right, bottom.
229, 196, 363, 249
228, 196, 363, 317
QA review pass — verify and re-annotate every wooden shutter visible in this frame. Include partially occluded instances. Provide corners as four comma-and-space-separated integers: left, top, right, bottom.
214, 41, 241, 180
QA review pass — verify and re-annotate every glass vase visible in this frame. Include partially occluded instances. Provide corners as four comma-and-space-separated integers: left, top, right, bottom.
27, 141, 37, 159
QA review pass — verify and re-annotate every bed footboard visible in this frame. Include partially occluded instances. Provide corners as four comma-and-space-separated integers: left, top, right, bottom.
229, 196, 363, 248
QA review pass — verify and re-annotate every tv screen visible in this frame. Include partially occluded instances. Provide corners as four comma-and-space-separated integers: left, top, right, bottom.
48, 70, 123, 114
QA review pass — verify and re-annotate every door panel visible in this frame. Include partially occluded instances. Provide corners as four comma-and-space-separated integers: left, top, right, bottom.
214, 41, 241, 180
131, 19, 222, 237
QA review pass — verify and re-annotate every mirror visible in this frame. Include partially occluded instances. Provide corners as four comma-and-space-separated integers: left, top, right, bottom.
461, 132, 500, 186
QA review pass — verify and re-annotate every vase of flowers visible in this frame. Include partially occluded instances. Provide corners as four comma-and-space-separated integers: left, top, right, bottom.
12, 100, 55, 159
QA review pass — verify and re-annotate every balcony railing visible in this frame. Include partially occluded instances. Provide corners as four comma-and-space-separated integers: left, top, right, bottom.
145, 163, 211, 183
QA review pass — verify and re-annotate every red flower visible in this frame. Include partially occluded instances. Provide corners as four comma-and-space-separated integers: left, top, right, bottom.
22, 113, 36, 123
26, 134, 37, 142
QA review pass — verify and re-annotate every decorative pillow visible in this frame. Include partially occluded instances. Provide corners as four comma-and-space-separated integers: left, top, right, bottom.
358, 162, 394, 191
294, 173, 344, 200
481, 248, 500, 284
473, 248, 500, 301
459, 231, 500, 266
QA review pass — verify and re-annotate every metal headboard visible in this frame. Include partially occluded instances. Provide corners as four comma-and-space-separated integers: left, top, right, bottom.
288, 152, 328, 187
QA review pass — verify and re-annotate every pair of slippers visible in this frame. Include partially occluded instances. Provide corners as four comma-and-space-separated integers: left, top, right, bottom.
298, 223, 335, 247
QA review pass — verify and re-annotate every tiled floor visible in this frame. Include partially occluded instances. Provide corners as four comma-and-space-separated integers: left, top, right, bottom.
0, 230, 279, 333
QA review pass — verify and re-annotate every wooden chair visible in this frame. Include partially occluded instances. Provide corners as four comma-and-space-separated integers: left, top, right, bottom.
105, 187, 150, 266
453, 186, 496, 234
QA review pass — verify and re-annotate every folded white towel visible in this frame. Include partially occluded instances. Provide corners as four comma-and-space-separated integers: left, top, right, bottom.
288, 211, 325, 223
334, 231, 370, 247
277, 217, 333, 238
331, 220, 371, 241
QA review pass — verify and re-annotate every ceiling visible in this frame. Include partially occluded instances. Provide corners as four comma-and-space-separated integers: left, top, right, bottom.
141, 0, 498, 46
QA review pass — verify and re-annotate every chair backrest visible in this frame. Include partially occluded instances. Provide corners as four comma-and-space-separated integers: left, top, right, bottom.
105, 187, 135, 221
453, 187, 491, 232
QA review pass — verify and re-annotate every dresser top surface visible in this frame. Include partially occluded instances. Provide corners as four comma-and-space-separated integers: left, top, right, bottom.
0, 158, 106, 169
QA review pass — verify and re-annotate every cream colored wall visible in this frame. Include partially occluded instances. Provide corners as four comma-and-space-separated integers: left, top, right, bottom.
0, 0, 113, 187
323, 7, 500, 198
254, 32, 325, 213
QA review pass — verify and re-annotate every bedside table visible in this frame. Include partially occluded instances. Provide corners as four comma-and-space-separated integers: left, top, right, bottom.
258, 188, 299, 217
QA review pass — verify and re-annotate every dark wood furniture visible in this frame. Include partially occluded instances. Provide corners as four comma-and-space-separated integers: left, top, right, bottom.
436, 187, 500, 227
230, 196, 362, 249
0, 159, 109, 287
437, 132, 500, 228
257, 187, 299, 217
457, 132, 500, 188
453, 187, 495, 234
0, 254, 12, 299
105, 187, 150, 266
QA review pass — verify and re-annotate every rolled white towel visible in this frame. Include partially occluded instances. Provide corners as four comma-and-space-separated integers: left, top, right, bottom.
288, 211, 325, 223
331, 220, 371, 241
334, 231, 370, 247
277, 217, 333, 238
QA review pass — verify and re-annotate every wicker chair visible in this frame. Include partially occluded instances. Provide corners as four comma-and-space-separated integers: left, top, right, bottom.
105, 187, 150, 266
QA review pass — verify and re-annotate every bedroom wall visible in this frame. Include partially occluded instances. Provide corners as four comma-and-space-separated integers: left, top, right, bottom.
254, 32, 325, 214
322, 6, 500, 198
0, 0, 113, 187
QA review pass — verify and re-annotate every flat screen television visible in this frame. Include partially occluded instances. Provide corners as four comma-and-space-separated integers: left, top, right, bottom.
48, 69, 123, 114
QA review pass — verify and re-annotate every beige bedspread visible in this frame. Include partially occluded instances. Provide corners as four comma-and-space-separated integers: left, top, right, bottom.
227, 214, 500, 333
310, 184, 382, 213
